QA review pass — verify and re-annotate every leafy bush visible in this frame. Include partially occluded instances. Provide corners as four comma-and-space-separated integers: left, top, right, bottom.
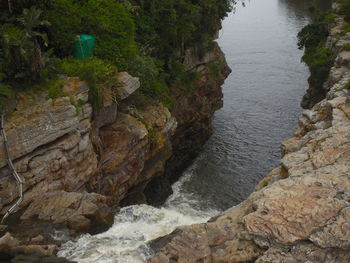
297, 24, 328, 50
83, 0, 136, 68
47, 78, 67, 99
133, 0, 233, 61
39, 0, 136, 69
338, 0, 350, 22
342, 43, 350, 50
58, 57, 117, 109
301, 47, 335, 88
170, 60, 201, 91
208, 63, 222, 79
298, 12, 335, 92
0, 0, 234, 111
126, 51, 169, 98
0, 7, 50, 81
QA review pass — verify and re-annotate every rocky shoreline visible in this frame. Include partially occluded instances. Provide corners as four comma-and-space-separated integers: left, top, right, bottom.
148, 6, 350, 263
0, 41, 230, 260
3, 3, 350, 263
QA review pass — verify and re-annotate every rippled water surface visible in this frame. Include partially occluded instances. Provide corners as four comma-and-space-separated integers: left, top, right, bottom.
59, 0, 331, 261
180, 0, 331, 210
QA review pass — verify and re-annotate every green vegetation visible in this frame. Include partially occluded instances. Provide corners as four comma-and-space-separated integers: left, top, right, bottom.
170, 61, 201, 91
147, 128, 157, 139
47, 78, 67, 99
0, 0, 234, 110
341, 21, 350, 35
333, 80, 350, 91
0, 7, 50, 82
208, 63, 222, 79
58, 57, 118, 109
345, 81, 350, 89
297, 9, 335, 93
342, 43, 350, 50
297, 0, 350, 106
39, 0, 137, 67
338, 0, 350, 22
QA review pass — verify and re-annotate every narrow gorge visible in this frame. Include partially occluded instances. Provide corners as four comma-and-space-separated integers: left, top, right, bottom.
148, 1, 350, 262
1, 0, 349, 263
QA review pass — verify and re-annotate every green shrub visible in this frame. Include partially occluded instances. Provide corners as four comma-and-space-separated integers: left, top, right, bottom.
341, 21, 350, 36
0, 0, 234, 112
323, 12, 336, 23
298, 12, 335, 92
302, 47, 335, 88
126, 52, 169, 99
338, 0, 350, 22
58, 57, 117, 109
342, 43, 350, 50
297, 23, 328, 49
170, 60, 201, 91
83, 0, 136, 68
39, 0, 82, 57
47, 78, 67, 99
133, 0, 233, 62
0, 7, 50, 81
344, 81, 350, 89
40, 0, 136, 69
208, 63, 221, 79
148, 128, 157, 139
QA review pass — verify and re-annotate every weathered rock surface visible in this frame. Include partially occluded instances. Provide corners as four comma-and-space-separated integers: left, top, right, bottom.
0, 73, 150, 234
0, 32, 230, 262
88, 103, 177, 203
114, 72, 140, 100
0, 232, 74, 262
0, 39, 228, 248
148, 12, 350, 263
0, 78, 103, 232
145, 42, 232, 205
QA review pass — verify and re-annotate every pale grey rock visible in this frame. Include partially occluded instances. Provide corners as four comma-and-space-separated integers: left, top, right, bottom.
148, 14, 350, 263
78, 134, 89, 152
114, 72, 140, 100
183, 46, 218, 71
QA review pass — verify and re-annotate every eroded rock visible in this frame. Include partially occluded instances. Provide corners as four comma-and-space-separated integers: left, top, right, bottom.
148, 11, 350, 262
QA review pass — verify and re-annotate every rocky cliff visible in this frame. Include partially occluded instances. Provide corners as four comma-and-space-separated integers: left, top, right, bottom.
148, 7, 350, 263
145, 43, 231, 205
0, 42, 230, 259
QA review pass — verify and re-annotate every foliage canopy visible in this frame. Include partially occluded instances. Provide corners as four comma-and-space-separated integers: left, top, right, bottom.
0, 0, 234, 109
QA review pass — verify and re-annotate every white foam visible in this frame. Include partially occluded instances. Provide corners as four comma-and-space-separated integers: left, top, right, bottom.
58, 168, 219, 263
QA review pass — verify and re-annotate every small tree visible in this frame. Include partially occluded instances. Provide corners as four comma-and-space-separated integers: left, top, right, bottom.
0, 6, 50, 80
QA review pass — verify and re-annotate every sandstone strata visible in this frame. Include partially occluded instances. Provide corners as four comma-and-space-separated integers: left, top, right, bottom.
0, 71, 176, 237
145, 42, 231, 205
0, 232, 72, 262
148, 9, 350, 263
0, 37, 230, 260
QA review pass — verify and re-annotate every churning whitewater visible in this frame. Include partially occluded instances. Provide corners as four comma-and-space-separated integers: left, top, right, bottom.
58, 0, 328, 261
57, 164, 219, 263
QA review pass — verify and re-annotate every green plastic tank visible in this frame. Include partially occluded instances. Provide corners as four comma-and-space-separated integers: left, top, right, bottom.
75, 34, 95, 59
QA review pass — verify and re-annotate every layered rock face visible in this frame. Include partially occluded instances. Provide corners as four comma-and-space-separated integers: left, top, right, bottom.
0, 73, 176, 238
145, 42, 231, 205
169, 43, 231, 176
148, 11, 350, 263
0, 39, 230, 259
301, 4, 343, 109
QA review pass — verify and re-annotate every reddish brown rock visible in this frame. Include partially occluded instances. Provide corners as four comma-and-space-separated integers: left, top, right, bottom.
148, 13, 350, 263
145, 42, 232, 205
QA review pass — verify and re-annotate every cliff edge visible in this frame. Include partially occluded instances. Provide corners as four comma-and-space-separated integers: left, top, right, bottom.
0, 41, 230, 260
148, 6, 350, 263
